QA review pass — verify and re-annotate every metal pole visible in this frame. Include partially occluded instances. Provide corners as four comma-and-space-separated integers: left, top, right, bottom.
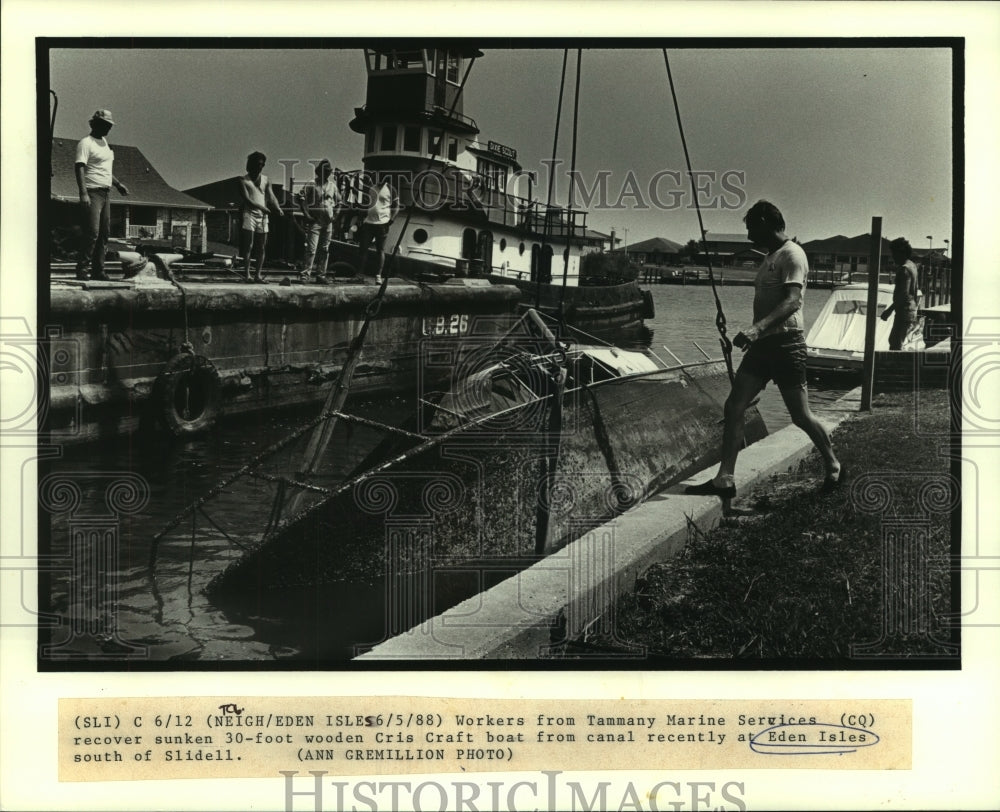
860, 217, 883, 411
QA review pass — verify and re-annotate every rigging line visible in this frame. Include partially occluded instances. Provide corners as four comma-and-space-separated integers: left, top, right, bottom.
662, 50, 735, 383
148, 403, 339, 566
539, 49, 569, 311
196, 506, 247, 551
261, 479, 287, 541
558, 49, 583, 319
387, 55, 478, 266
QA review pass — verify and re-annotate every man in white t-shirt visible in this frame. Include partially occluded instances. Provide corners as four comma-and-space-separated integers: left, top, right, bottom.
74, 109, 129, 280
686, 200, 843, 501
356, 179, 398, 283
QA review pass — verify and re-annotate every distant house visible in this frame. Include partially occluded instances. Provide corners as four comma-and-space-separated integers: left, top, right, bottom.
802, 234, 952, 282
800, 234, 895, 275
610, 236, 684, 266
581, 229, 616, 254
184, 176, 301, 262
50, 137, 212, 252
698, 232, 757, 266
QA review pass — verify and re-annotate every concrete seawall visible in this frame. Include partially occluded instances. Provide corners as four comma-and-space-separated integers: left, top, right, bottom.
359, 388, 862, 660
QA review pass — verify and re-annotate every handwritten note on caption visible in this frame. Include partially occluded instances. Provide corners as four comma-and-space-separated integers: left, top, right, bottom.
59, 697, 910, 781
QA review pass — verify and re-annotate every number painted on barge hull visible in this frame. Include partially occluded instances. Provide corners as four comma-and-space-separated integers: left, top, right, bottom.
422, 314, 470, 336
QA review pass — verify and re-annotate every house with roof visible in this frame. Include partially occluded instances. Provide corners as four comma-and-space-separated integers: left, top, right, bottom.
696, 232, 758, 266
801, 234, 892, 276
609, 236, 684, 266
50, 137, 212, 253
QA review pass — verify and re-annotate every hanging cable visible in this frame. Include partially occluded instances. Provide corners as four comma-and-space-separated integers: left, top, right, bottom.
558, 49, 583, 321
663, 50, 735, 383
539, 50, 569, 311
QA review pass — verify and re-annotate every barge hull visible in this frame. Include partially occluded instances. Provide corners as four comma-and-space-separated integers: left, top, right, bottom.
45, 278, 520, 444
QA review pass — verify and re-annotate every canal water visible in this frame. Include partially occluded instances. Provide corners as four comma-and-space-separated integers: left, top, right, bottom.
43, 283, 850, 663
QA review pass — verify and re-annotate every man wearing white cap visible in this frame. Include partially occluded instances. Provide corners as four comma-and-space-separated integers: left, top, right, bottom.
75, 109, 129, 281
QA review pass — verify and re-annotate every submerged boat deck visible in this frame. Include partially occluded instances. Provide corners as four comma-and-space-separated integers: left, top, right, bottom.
360, 388, 864, 660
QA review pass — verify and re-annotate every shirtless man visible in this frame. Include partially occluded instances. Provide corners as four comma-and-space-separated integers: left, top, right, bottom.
880, 237, 920, 350
238, 151, 283, 282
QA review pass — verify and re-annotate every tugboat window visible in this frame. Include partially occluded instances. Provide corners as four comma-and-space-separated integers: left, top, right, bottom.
413, 228, 429, 244
380, 126, 398, 152
519, 242, 525, 255
500, 238, 507, 252
428, 134, 441, 157
448, 138, 459, 162
387, 50, 423, 71
403, 126, 421, 152
447, 52, 461, 84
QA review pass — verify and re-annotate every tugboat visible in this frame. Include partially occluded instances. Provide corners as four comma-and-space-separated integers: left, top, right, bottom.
329, 46, 654, 335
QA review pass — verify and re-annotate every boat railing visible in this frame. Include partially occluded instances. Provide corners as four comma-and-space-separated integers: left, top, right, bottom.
430, 104, 479, 130
333, 168, 590, 240
350, 103, 480, 131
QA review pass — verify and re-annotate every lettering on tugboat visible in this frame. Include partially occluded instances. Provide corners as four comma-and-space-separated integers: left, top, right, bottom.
422, 314, 471, 336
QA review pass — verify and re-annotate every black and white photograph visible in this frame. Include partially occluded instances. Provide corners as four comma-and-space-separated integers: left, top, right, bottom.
35, 40, 960, 666
2, 2, 999, 810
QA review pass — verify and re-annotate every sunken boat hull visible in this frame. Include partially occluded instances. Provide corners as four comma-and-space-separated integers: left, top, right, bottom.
207, 357, 767, 595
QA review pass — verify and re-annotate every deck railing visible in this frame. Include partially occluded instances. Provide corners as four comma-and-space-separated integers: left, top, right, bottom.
332, 168, 589, 241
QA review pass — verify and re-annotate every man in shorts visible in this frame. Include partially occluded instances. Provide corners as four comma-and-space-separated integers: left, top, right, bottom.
686, 200, 843, 499
356, 178, 398, 283
238, 151, 283, 282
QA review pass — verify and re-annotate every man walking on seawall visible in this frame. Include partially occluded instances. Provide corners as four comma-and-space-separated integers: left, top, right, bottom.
880, 237, 921, 351
75, 109, 129, 281
686, 200, 843, 499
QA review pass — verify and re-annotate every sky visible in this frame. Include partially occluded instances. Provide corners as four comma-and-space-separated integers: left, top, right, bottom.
49, 44, 953, 249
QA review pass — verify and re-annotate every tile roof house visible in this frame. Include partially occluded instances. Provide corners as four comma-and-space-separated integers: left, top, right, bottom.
50, 137, 212, 252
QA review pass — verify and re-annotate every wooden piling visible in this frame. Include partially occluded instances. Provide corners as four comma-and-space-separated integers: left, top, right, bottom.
860, 217, 883, 411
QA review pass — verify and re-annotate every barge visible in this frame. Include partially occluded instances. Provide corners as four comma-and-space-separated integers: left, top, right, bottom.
45, 260, 520, 444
